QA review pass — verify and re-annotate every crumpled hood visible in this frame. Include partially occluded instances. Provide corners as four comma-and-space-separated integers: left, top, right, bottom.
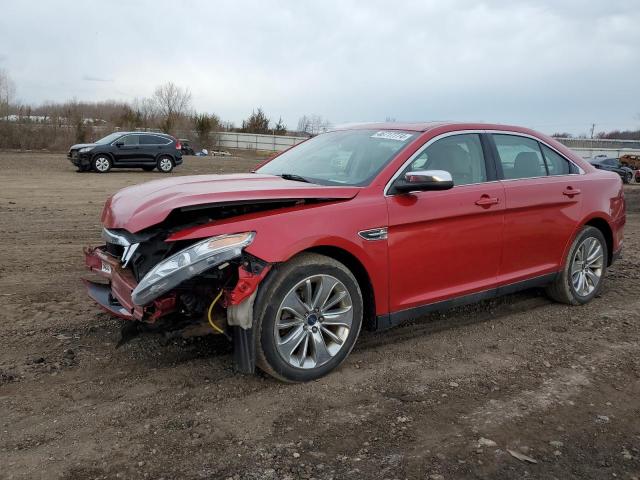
102, 173, 360, 233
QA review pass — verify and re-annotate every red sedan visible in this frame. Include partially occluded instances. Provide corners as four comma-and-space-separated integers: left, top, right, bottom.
84, 122, 625, 382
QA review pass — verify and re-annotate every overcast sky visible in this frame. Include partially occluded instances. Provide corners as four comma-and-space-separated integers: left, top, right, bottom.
1, 0, 639, 135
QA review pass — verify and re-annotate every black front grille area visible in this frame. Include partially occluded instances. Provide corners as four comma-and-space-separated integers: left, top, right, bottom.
105, 242, 124, 259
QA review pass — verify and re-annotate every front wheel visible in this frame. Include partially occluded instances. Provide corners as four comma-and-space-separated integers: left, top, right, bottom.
92, 155, 112, 173
157, 156, 174, 173
546, 226, 607, 305
623, 171, 632, 184
254, 253, 363, 382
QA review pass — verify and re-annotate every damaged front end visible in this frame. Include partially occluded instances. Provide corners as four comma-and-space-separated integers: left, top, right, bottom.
84, 227, 270, 373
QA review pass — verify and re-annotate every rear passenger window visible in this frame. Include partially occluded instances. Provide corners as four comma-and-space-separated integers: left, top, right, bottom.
140, 135, 168, 145
493, 134, 546, 179
540, 144, 574, 175
408, 134, 487, 186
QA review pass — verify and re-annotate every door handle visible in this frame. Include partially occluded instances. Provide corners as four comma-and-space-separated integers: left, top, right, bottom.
475, 195, 500, 207
562, 187, 581, 197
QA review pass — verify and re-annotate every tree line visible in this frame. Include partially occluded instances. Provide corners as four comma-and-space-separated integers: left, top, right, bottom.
0, 69, 330, 152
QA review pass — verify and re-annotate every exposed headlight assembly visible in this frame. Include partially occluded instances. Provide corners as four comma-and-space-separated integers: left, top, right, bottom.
131, 232, 255, 306
79, 146, 94, 153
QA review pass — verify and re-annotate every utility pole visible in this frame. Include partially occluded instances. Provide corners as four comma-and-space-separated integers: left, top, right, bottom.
590, 123, 596, 139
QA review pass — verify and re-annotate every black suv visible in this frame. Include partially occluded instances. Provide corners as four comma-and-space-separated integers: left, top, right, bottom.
68, 132, 183, 173
588, 157, 634, 184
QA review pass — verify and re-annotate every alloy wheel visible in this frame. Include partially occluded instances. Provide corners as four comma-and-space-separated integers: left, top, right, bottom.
274, 274, 353, 369
571, 236, 604, 296
159, 157, 173, 172
94, 157, 110, 172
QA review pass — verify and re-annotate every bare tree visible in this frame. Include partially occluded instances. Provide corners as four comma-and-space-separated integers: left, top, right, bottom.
0, 68, 16, 120
297, 114, 330, 135
152, 82, 192, 134
131, 97, 158, 128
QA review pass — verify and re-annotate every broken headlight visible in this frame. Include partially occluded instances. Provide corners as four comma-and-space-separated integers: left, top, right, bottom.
131, 232, 255, 306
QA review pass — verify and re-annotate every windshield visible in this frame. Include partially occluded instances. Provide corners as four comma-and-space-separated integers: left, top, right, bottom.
257, 129, 416, 186
95, 132, 124, 145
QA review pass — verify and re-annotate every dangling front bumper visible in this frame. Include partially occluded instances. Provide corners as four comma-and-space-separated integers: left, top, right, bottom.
83, 246, 176, 322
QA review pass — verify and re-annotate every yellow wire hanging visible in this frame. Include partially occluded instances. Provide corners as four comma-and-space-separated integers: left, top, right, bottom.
207, 289, 225, 334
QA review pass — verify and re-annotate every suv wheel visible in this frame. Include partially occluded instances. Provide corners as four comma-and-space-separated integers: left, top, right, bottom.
92, 155, 112, 173
157, 156, 174, 173
546, 226, 607, 305
623, 171, 632, 184
254, 253, 363, 382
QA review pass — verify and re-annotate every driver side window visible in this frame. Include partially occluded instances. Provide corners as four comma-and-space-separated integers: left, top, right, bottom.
408, 134, 487, 186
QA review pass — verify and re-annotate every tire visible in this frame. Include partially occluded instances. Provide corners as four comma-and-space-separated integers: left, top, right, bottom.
142, 166, 155, 172
623, 171, 632, 184
254, 253, 363, 382
156, 156, 174, 173
546, 226, 608, 305
92, 155, 112, 173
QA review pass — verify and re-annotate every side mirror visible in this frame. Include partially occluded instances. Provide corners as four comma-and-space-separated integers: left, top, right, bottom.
391, 170, 454, 194
115, 141, 124, 147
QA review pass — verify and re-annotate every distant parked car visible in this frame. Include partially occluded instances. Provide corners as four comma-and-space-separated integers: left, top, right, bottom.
179, 139, 196, 156
589, 157, 634, 184
68, 132, 183, 173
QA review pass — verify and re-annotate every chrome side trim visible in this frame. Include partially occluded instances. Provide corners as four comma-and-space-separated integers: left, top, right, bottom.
358, 227, 388, 241
383, 129, 585, 196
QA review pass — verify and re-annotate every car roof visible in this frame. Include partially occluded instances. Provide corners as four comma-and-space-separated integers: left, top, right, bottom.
117, 131, 172, 137
332, 121, 549, 135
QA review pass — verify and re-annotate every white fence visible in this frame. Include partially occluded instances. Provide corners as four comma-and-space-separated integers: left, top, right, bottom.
568, 147, 640, 159
210, 132, 640, 158
214, 132, 307, 152
555, 137, 640, 159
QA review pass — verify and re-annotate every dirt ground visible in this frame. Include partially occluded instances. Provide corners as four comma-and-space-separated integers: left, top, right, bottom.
0, 152, 639, 480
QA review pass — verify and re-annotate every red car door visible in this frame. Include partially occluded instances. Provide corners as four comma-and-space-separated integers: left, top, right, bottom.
386, 133, 505, 314
491, 134, 583, 285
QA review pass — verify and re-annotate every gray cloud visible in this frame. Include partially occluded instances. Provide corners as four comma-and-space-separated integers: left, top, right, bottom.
0, 0, 639, 135
82, 75, 114, 82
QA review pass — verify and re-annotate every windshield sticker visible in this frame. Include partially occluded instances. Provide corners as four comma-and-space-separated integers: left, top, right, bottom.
371, 131, 413, 142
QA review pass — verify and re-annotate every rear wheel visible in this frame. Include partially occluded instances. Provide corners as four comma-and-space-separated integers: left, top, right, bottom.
157, 156, 174, 173
92, 155, 112, 173
623, 171, 632, 184
546, 226, 607, 305
254, 253, 363, 382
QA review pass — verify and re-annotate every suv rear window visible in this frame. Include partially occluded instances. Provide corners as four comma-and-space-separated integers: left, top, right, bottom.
140, 135, 170, 145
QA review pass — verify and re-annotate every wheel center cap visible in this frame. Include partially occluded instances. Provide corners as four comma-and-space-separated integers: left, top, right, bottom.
307, 314, 318, 326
